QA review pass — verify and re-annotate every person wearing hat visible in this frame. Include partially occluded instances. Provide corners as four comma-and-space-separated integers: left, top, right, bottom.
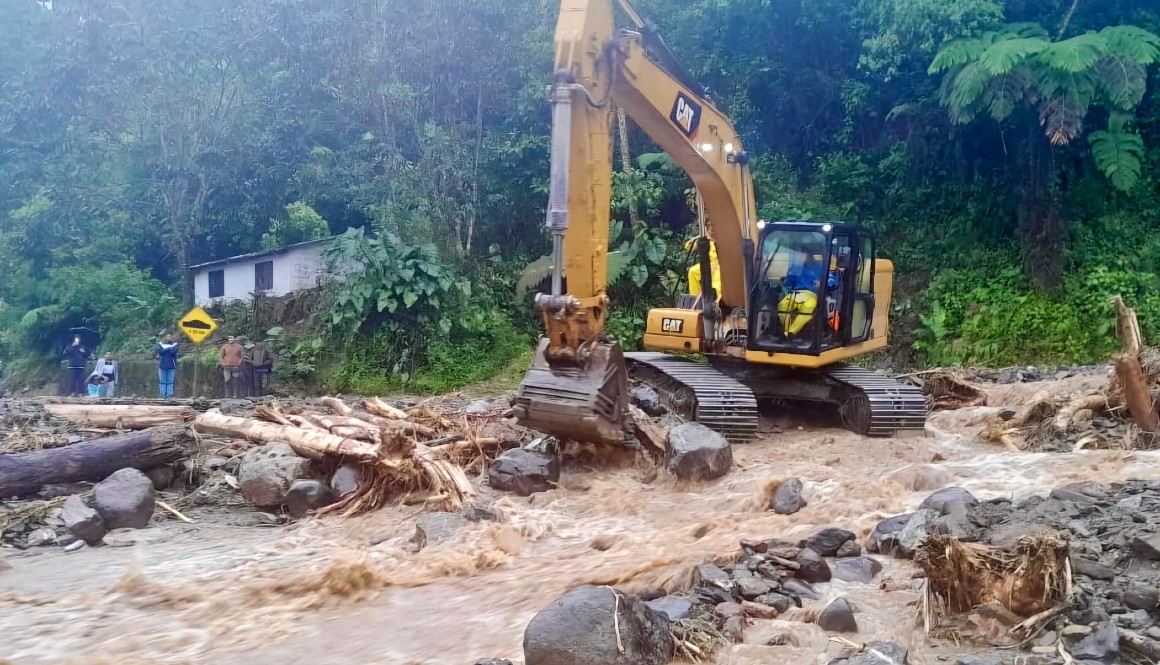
219, 335, 246, 398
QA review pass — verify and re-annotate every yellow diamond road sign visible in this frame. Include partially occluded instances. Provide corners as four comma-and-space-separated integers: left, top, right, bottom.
177, 306, 219, 345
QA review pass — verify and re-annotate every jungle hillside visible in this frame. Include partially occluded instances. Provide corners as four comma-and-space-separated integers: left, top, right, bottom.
2, 0, 1160, 392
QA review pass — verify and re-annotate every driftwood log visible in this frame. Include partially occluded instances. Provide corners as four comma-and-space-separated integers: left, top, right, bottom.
194, 411, 379, 460
44, 403, 195, 430
1112, 295, 1160, 433
0, 425, 188, 498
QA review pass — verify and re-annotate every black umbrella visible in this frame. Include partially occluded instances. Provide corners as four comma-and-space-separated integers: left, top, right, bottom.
64, 327, 102, 351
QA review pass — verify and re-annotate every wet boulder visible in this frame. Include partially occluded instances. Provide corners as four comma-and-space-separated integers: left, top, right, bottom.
462, 501, 504, 523
795, 548, 832, 584
919, 487, 978, 515
62, 494, 106, 545
488, 448, 559, 496
803, 527, 856, 557
755, 592, 795, 613
866, 513, 913, 555
817, 597, 858, 633
1071, 621, 1119, 663
735, 575, 772, 600
412, 512, 469, 549
92, 468, 155, 530
780, 578, 820, 600
1124, 582, 1160, 610
238, 442, 313, 507
644, 595, 692, 622
523, 585, 674, 665
285, 479, 334, 518
770, 478, 807, 515
630, 385, 663, 417
667, 423, 732, 481
836, 541, 862, 558
833, 557, 883, 584
893, 509, 940, 557
828, 641, 908, 665
330, 464, 363, 498
1131, 534, 1160, 561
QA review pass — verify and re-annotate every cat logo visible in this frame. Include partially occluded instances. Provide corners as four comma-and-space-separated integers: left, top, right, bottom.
669, 93, 702, 139
661, 318, 684, 334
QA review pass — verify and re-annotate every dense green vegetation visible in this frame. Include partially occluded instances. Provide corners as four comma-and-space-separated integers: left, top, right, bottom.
2, 0, 1160, 391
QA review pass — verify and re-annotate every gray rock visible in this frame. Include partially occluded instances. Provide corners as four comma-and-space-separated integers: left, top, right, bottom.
780, 578, 820, 600
1071, 556, 1115, 581
920, 487, 978, 515
412, 512, 469, 549
722, 615, 744, 642
1051, 488, 1096, 503
804, 527, 856, 557
145, 465, 175, 490
488, 448, 559, 496
92, 468, 155, 530
285, 479, 334, 518
833, 557, 883, 584
202, 456, 230, 473
330, 464, 362, 497
523, 586, 674, 665
736, 576, 772, 600
630, 385, 663, 416
644, 595, 692, 622
465, 400, 491, 415
667, 423, 732, 481
770, 478, 807, 515
932, 502, 981, 541
1132, 535, 1160, 561
1124, 582, 1160, 610
26, 528, 56, 547
818, 598, 858, 633
795, 548, 831, 584
1114, 609, 1153, 630
62, 494, 106, 545
474, 660, 513, 665
1072, 621, 1119, 663
462, 501, 503, 523
755, 592, 795, 613
894, 509, 939, 557
237, 442, 313, 507
836, 541, 862, 558
829, 641, 908, 665
696, 563, 732, 586
866, 513, 913, 555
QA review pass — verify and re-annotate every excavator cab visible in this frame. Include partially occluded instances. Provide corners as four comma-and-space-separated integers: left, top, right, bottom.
749, 222, 876, 356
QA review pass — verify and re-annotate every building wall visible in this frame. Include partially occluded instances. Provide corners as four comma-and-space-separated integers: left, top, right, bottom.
192, 243, 338, 307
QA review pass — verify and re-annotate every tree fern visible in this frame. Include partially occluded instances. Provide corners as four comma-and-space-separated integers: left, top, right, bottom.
929, 37, 985, 74
1041, 32, 1106, 74
944, 62, 990, 123
1100, 26, 1160, 65
1093, 55, 1148, 111
978, 37, 1048, 75
1089, 125, 1145, 191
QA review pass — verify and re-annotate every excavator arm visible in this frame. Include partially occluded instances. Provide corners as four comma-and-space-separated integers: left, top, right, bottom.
514, 0, 757, 444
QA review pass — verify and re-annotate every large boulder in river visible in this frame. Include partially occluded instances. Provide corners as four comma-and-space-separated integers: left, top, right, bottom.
919, 487, 978, 515
238, 441, 313, 507
667, 423, 732, 481
488, 448, 559, 496
828, 641, 908, 665
803, 527, 856, 557
63, 494, 106, 544
524, 585, 674, 665
92, 468, 155, 530
770, 478, 807, 514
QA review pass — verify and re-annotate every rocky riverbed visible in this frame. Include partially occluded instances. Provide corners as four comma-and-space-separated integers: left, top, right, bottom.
2, 369, 1160, 665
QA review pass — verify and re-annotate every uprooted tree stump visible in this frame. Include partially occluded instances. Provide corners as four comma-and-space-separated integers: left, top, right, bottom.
1112, 295, 1160, 434
915, 533, 1071, 635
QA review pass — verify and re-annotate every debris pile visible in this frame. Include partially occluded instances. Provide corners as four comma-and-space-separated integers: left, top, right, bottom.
869, 481, 1160, 664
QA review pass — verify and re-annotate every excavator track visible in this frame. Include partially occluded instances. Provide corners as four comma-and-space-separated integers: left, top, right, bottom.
625, 352, 759, 444
825, 366, 929, 437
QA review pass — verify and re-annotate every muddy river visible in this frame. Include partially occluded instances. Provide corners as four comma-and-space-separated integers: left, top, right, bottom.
2, 374, 1156, 665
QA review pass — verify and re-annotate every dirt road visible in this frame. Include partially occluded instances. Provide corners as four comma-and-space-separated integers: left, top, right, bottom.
3, 374, 1157, 665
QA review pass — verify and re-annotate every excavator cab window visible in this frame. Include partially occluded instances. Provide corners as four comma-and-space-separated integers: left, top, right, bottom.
748, 223, 874, 355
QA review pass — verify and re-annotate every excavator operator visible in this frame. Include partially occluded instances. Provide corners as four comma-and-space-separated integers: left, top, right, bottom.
778, 241, 839, 337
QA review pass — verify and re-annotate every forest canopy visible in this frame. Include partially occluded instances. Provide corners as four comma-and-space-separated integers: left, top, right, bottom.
1, 0, 1159, 389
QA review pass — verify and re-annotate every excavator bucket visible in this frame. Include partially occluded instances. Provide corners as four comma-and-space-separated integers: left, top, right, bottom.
513, 338, 629, 445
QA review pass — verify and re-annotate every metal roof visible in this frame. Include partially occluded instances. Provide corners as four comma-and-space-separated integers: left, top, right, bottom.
188, 237, 334, 272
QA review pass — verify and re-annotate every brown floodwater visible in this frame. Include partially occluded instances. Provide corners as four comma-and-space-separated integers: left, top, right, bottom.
2, 373, 1156, 665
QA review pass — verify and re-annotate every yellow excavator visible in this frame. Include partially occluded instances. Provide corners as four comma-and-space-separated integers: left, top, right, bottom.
514, 0, 928, 445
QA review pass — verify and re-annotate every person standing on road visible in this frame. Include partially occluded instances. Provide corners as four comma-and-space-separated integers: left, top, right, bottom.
249, 340, 275, 396
219, 335, 246, 398
93, 352, 118, 398
62, 336, 90, 396
157, 334, 180, 397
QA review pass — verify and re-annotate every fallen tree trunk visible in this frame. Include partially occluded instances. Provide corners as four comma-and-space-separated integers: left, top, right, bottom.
194, 411, 380, 460
365, 397, 408, 420
1116, 355, 1159, 433
0, 425, 188, 498
44, 404, 195, 430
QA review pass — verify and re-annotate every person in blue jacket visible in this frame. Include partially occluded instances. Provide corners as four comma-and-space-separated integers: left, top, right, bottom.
157, 333, 180, 397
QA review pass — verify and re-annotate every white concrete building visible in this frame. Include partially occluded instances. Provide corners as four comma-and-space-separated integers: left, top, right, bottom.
190, 238, 344, 307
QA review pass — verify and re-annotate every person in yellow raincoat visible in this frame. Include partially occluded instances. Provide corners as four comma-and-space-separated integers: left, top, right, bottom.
685, 239, 721, 300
